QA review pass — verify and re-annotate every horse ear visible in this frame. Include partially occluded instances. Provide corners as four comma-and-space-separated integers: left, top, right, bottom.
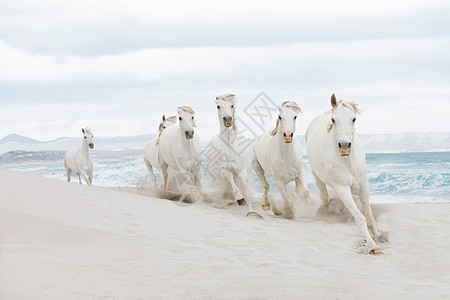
82, 128, 85, 134
162, 115, 166, 121
331, 93, 337, 108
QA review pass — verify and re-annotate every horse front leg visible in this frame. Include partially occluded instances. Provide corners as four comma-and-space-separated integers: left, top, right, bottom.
236, 170, 260, 216
313, 172, 329, 204
252, 158, 274, 212
220, 168, 245, 206
275, 179, 294, 218
81, 170, 91, 186
334, 185, 380, 254
358, 180, 379, 238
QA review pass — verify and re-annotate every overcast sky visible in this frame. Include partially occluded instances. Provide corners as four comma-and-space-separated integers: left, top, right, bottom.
0, 0, 449, 140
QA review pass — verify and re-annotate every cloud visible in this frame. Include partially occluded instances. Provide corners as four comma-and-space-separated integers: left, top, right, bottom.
0, 0, 449, 54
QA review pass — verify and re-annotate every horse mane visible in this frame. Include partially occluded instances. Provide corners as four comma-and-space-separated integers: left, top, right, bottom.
339, 100, 361, 114
281, 101, 302, 114
270, 101, 302, 136
216, 93, 237, 132
156, 115, 177, 145
166, 115, 177, 123
178, 106, 195, 115
327, 100, 361, 133
83, 127, 93, 136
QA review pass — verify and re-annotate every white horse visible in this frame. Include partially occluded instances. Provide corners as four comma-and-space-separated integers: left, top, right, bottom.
306, 93, 381, 254
143, 114, 176, 187
64, 127, 94, 186
253, 101, 310, 218
207, 93, 256, 212
158, 106, 202, 200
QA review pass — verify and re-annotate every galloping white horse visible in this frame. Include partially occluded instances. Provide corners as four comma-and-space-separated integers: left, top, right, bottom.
306, 93, 381, 254
64, 127, 94, 186
253, 101, 309, 218
207, 94, 255, 212
158, 106, 202, 199
143, 114, 176, 187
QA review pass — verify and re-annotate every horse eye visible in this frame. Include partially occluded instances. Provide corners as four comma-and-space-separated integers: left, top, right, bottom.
294, 116, 297, 120
231, 105, 234, 108
217, 105, 220, 109
179, 117, 182, 121
352, 118, 356, 123
84, 136, 87, 139
331, 118, 335, 123
192, 116, 194, 119
278, 116, 281, 120
163, 126, 166, 129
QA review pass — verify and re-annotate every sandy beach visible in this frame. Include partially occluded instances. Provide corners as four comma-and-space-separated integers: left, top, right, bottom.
1, 169, 449, 299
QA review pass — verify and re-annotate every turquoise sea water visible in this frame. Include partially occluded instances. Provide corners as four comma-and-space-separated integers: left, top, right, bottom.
2, 151, 449, 203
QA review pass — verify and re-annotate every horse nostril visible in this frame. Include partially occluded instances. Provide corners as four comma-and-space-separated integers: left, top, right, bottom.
348, 142, 352, 148
283, 133, 286, 137
338, 143, 341, 148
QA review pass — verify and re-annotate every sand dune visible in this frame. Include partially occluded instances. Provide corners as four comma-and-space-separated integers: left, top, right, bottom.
1, 170, 449, 299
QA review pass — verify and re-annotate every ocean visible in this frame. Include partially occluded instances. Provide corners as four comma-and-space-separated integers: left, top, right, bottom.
2, 150, 449, 204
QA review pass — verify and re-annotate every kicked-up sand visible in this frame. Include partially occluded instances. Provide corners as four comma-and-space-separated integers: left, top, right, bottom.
1, 170, 449, 299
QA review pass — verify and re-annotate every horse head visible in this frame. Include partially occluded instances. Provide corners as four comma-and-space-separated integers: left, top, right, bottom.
271, 101, 302, 143
158, 114, 177, 133
327, 93, 360, 156
215, 93, 236, 130
177, 106, 196, 139
82, 127, 94, 149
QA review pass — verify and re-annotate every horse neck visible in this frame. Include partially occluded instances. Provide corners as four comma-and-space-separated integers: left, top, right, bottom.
219, 123, 236, 145
80, 140, 90, 156
275, 130, 294, 158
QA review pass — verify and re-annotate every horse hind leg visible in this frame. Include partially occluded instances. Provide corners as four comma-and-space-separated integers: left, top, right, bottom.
77, 173, 82, 184
144, 158, 157, 188
66, 168, 72, 182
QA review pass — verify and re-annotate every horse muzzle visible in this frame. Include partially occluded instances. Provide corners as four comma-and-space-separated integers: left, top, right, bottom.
223, 116, 233, 128
89, 143, 94, 149
283, 132, 293, 143
338, 142, 351, 156
185, 131, 194, 139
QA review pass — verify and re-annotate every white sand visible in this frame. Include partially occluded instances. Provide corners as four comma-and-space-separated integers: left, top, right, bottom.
1, 170, 449, 299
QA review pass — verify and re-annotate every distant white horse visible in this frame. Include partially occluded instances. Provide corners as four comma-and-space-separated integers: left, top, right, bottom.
158, 106, 202, 200
143, 114, 176, 187
253, 101, 309, 218
64, 127, 94, 186
207, 93, 256, 212
306, 93, 381, 254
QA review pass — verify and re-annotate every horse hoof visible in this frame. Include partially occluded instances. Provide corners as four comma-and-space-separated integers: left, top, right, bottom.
237, 198, 247, 206
369, 248, 382, 255
262, 203, 270, 211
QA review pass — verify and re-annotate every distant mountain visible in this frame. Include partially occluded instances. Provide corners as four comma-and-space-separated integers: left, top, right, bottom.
0, 134, 41, 144
0, 133, 156, 154
0, 150, 65, 164
0, 132, 448, 155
